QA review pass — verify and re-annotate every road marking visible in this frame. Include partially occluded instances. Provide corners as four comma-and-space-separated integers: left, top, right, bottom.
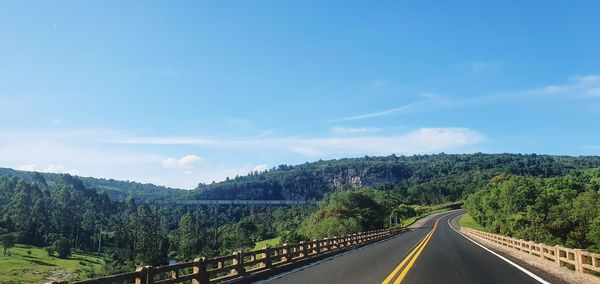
382, 215, 443, 284
381, 230, 432, 284
393, 217, 440, 284
447, 214, 551, 284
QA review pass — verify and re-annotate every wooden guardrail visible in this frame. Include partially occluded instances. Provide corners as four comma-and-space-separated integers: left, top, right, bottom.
58, 228, 402, 284
462, 228, 600, 278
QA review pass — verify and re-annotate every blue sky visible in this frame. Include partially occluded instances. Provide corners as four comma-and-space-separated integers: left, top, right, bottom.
1, 1, 599, 188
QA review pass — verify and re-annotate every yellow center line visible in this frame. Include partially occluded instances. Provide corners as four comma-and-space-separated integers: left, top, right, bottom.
381, 230, 432, 284
381, 216, 442, 284
393, 219, 440, 284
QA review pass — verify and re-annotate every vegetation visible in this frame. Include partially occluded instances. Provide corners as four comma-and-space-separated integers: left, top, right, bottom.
0, 244, 104, 283
192, 153, 600, 204
465, 169, 600, 252
2, 153, 600, 282
458, 214, 487, 232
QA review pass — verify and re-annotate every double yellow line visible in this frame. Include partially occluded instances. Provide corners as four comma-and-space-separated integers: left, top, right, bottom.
381, 216, 441, 284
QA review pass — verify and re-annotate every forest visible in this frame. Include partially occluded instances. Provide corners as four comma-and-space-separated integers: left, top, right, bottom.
1, 153, 600, 281
465, 168, 600, 252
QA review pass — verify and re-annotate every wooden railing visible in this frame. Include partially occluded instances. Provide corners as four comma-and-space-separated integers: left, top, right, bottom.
462, 228, 600, 278
58, 228, 402, 284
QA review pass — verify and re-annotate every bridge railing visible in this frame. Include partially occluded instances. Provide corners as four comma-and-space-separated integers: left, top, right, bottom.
462, 227, 600, 279
64, 227, 402, 284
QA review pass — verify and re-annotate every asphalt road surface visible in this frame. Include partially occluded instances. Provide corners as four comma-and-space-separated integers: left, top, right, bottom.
261, 211, 546, 284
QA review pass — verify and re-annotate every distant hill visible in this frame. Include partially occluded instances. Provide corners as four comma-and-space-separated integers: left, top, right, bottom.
192, 153, 600, 204
0, 167, 185, 200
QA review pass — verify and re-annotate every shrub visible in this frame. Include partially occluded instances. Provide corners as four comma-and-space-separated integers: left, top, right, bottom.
53, 238, 71, 258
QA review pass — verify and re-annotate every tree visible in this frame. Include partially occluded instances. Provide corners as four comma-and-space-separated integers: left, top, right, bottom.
132, 206, 166, 266
53, 238, 71, 258
177, 213, 199, 261
0, 234, 15, 255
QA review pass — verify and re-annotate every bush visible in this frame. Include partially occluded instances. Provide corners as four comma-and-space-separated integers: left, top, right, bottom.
53, 238, 71, 258
45, 246, 55, 257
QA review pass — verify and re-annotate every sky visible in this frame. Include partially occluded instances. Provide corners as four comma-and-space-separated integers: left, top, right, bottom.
1, 1, 600, 189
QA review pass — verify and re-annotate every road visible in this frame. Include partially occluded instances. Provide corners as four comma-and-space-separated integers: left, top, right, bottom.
260, 211, 546, 284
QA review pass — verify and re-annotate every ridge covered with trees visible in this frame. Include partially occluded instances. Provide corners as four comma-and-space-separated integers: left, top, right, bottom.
193, 153, 600, 204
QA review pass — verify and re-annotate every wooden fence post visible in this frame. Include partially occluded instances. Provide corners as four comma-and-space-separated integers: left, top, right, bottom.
233, 251, 245, 277
299, 241, 305, 258
283, 243, 290, 263
574, 249, 583, 273
135, 265, 152, 284
192, 257, 208, 284
554, 245, 562, 267
314, 239, 320, 254
264, 246, 272, 269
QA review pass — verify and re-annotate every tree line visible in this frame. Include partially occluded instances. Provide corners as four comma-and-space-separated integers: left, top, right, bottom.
465, 169, 600, 252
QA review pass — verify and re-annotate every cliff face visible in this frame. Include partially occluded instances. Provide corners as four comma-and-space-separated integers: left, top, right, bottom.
330, 168, 399, 190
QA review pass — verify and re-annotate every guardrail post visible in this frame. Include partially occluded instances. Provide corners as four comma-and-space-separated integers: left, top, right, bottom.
263, 246, 272, 269
574, 249, 583, 273
313, 239, 320, 254
232, 251, 246, 277
554, 245, 562, 267
135, 265, 152, 284
192, 257, 208, 284
299, 241, 306, 258
283, 243, 290, 263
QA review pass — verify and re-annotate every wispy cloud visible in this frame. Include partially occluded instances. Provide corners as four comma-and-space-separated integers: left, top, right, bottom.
331, 126, 382, 134
162, 155, 202, 169
335, 74, 600, 121
115, 127, 483, 157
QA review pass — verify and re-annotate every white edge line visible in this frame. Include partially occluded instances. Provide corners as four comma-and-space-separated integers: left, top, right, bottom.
448, 215, 551, 284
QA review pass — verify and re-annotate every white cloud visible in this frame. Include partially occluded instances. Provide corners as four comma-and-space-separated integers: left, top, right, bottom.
118, 127, 483, 157
331, 126, 382, 134
253, 164, 268, 172
162, 155, 202, 169
0, 127, 484, 189
17, 163, 80, 175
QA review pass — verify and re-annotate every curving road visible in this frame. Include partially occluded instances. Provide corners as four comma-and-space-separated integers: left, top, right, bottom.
260, 211, 547, 284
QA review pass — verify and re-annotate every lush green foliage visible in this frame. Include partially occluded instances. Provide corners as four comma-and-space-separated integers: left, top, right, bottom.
193, 153, 600, 204
465, 169, 600, 252
0, 167, 184, 201
2, 153, 600, 282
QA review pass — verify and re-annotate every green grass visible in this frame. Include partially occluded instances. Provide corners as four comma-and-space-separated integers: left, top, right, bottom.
400, 201, 463, 228
0, 244, 104, 284
253, 237, 281, 250
458, 213, 487, 231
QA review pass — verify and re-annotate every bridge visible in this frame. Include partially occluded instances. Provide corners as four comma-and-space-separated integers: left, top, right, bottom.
59, 210, 600, 284
135, 199, 319, 206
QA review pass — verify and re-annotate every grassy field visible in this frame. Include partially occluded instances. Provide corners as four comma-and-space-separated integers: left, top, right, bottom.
458, 213, 487, 231
0, 244, 104, 284
253, 237, 281, 250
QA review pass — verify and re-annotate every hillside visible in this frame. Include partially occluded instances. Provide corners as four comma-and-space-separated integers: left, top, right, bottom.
192, 153, 600, 204
0, 168, 184, 201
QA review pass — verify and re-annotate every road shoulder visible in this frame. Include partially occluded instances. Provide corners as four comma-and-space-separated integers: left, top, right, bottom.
450, 214, 595, 284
